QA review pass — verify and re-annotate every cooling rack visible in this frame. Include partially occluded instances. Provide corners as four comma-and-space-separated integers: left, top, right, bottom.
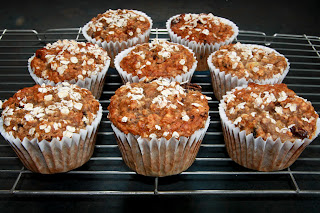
0, 28, 319, 196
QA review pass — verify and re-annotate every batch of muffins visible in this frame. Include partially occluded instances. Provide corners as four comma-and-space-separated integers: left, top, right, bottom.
0, 9, 319, 176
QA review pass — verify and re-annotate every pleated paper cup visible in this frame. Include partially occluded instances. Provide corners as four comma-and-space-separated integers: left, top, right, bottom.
0, 105, 102, 174
111, 116, 210, 177
219, 91, 320, 172
28, 55, 110, 99
114, 44, 198, 84
166, 14, 238, 71
82, 10, 153, 67
208, 44, 290, 100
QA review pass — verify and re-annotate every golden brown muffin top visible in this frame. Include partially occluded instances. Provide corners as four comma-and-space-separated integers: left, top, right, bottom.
221, 83, 318, 142
170, 13, 236, 44
29, 40, 109, 83
119, 39, 196, 79
211, 42, 288, 81
86, 9, 151, 42
108, 78, 211, 139
1, 83, 100, 142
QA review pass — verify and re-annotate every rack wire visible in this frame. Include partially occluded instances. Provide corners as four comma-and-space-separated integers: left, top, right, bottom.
0, 28, 319, 196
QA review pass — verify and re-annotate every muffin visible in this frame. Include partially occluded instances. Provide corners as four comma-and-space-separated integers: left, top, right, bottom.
108, 78, 211, 177
208, 42, 290, 100
82, 9, 153, 67
114, 39, 197, 83
166, 13, 238, 71
28, 39, 110, 99
219, 83, 320, 171
0, 83, 102, 174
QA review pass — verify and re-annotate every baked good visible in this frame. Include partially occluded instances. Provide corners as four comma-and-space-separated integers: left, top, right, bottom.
28, 39, 110, 99
114, 39, 197, 83
208, 42, 290, 100
219, 83, 320, 171
108, 78, 211, 177
166, 13, 238, 71
0, 83, 102, 174
82, 9, 153, 67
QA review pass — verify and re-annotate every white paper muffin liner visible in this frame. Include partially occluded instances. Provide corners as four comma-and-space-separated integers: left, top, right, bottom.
208, 44, 290, 100
82, 10, 153, 67
111, 116, 210, 177
166, 14, 238, 71
0, 105, 102, 174
28, 55, 110, 99
114, 43, 198, 84
219, 88, 320, 172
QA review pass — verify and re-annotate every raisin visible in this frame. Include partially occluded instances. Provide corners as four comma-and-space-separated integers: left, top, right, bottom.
200, 112, 207, 117
153, 54, 158, 60
290, 126, 309, 139
222, 61, 229, 69
35, 48, 47, 60
252, 127, 257, 138
181, 82, 202, 92
171, 16, 181, 24
144, 78, 158, 83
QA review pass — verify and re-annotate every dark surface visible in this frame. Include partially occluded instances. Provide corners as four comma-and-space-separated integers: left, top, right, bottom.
1, 194, 320, 213
0, 1, 320, 212
0, 0, 320, 36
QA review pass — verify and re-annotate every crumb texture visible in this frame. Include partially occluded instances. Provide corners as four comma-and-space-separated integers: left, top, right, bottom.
212, 42, 288, 80
1, 83, 100, 141
170, 13, 235, 44
86, 9, 151, 42
108, 79, 210, 139
29, 40, 109, 83
222, 83, 318, 142
120, 39, 195, 78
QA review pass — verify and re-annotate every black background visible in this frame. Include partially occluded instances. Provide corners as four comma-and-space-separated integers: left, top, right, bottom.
0, 0, 320, 36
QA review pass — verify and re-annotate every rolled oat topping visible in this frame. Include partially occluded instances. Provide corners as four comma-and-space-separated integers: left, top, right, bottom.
212, 42, 288, 80
1, 83, 100, 141
108, 78, 211, 139
29, 40, 109, 83
170, 13, 235, 44
222, 83, 318, 142
119, 39, 195, 78
86, 9, 151, 42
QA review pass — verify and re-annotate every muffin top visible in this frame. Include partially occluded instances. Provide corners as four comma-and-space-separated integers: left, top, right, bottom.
85, 9, 151, 42
1, 83, 100, 142
211, 42, 288, 81
169, 13, 236, 44
108, 78, 211, 140
29, 40, 109, 83
221, 83, 318, 142
119, 39, 196, 79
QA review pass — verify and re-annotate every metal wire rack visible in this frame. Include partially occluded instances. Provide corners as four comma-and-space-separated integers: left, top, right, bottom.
0, 28, 319, 196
